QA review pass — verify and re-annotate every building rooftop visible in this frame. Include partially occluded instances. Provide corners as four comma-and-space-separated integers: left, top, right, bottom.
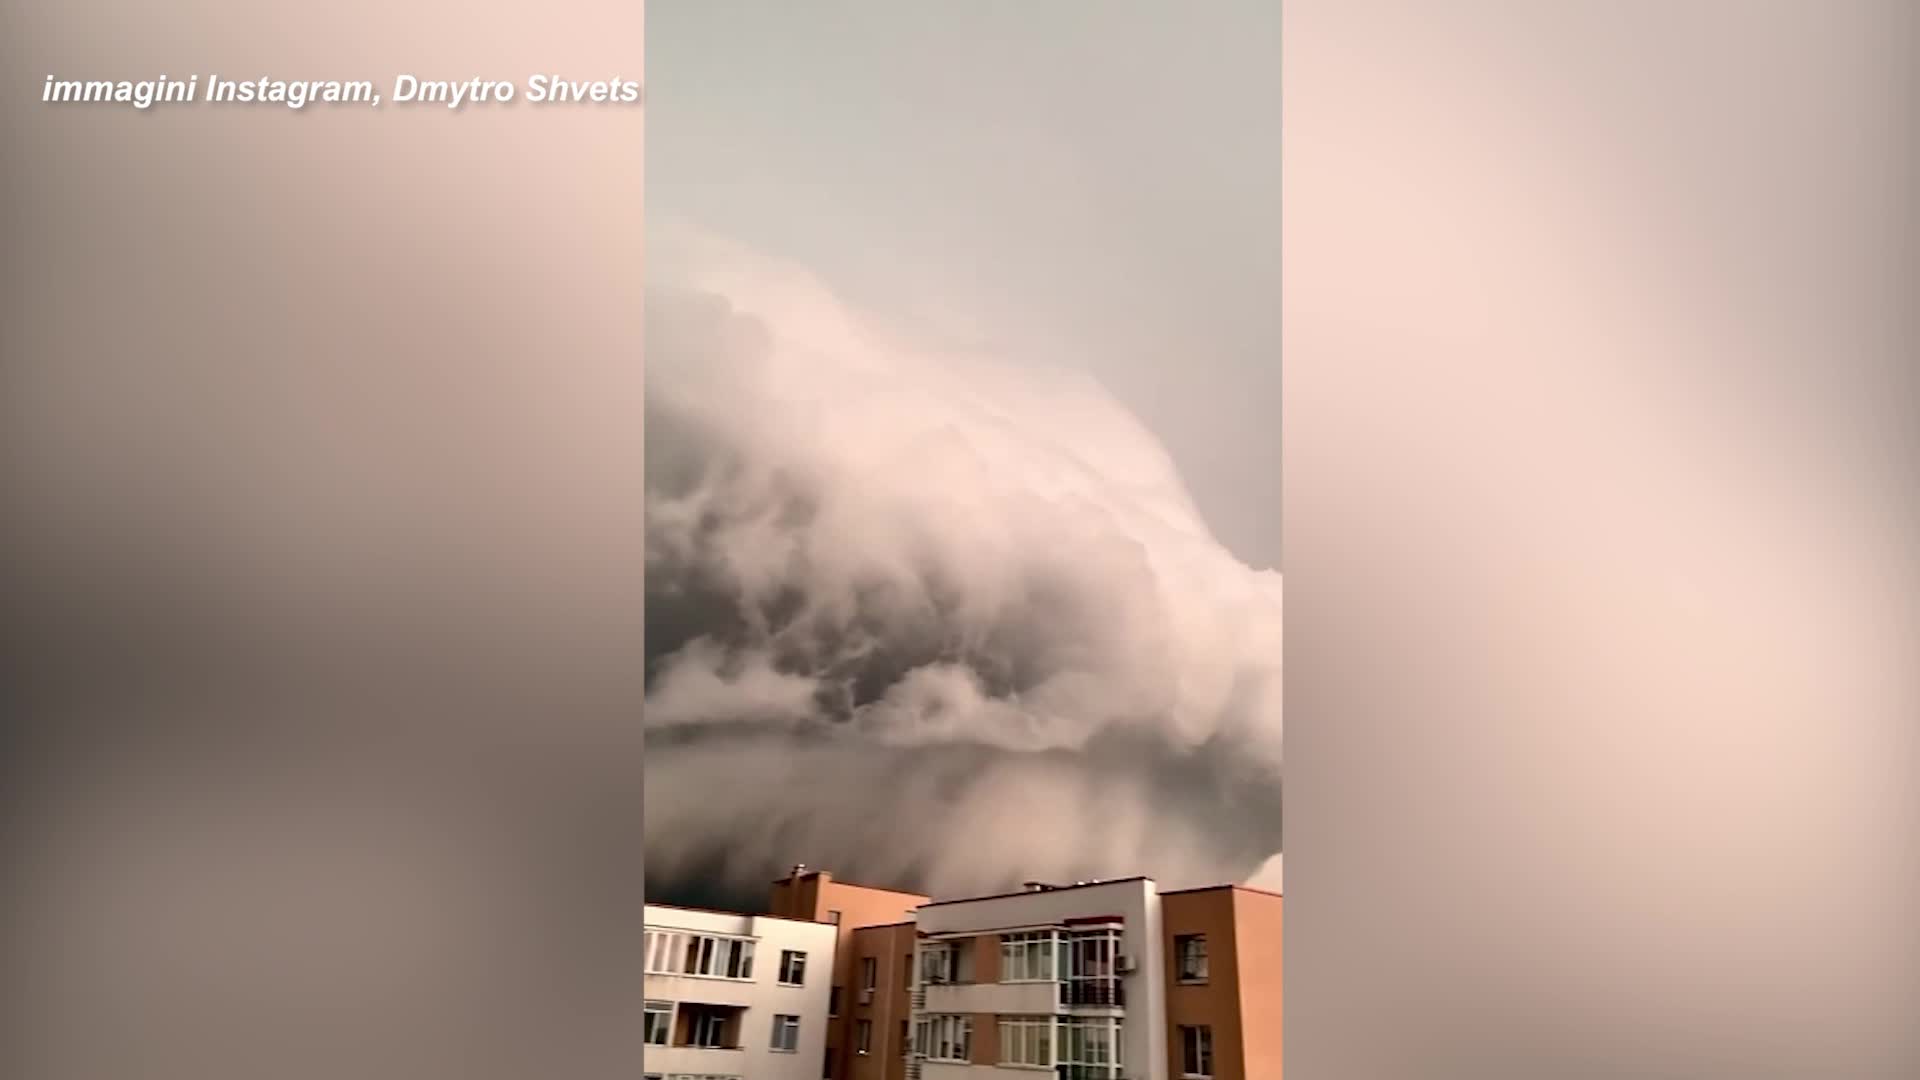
644, 901, 837, 926
1160, 882, 1284, 899
755, 865, 1281, 917
768, 866, 932, 898
916, 876, 1154, 909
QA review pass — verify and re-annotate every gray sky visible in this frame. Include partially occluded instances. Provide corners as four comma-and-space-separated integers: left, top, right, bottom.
647, 0, 1282, 569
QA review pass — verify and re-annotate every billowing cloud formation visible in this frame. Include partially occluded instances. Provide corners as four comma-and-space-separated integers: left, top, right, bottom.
644, 228, 1281, 903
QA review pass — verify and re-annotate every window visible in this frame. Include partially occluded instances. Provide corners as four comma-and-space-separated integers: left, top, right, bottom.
1176, 934, 1209, 982
919, 941, 959, 984
998, 1015, 1053, 1067
1063, 928, 1123, 1006
644, 1001, 672, 1046
653, 932, 755, 980
645, 931, 675, 973
1000, 931, 1055, 982
856, 1019, 873, 1055
828, 986, 842, 1017
725, 938, 753, 979
645, 931, 692, 974
1067, 929, 1120, 979
902, 954, 913, 989
688, 1008, 728, 1049
826, 909, 842, 925
778, 949, 807, 986
1180, 1024, 1214, 1078
1060, 1017, 1122, 1072
861, 955, 877, 991
770, 1014, 801, 1053
914, 1014, 971, 1063
899, 1020, 909, 1057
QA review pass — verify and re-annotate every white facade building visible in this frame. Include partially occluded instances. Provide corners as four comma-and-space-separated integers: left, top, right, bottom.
908, 878, 1168, 1080
645, 904, 837, 1080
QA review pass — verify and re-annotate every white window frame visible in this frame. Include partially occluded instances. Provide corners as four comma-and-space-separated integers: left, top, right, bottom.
779, 949, 808, 986
721, 937, 753, 980
997, 1015, 1053, 1068
645, 931, 682, 974
1059, 1016, 1123, 1075
644, 1000, 674, 1046
918, 942, 961, 985
770, 1013, 801, 1053
1179, 1023, 1214, 1078
1068, 929, 1121, 980
1176, 934, 1209, 983
646, 931, 755, 980
999, 931, 1057, 983
914, 1014, 972, 1063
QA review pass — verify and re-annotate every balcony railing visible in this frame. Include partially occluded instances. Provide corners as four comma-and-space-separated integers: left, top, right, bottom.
1055, 1065, 1120, 1080
1058, 978, 1125, 1008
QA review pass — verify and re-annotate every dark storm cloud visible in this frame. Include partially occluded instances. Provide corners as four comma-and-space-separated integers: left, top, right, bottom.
644, 229, 1284, 902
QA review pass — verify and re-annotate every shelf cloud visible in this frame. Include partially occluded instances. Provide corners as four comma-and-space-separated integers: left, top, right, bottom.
645, 228, 1282, 902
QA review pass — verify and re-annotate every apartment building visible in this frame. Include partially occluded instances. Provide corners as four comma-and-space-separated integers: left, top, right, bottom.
1160, 885, 1283, 1080
907, 877, 1171, 1080
845, 920, 920, 1080
643, 903, 838, 1080
651, 867, 1285, 1080
769, 867, 931, 1080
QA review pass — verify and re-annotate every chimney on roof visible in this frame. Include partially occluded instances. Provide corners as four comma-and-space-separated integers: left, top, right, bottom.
791, 863, 807, 879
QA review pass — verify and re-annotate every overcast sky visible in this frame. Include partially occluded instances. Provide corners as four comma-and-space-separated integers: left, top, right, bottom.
647, 0, 1282, 569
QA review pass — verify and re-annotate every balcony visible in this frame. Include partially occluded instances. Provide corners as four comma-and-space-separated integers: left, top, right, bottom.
641, 970, 755, 1008
1059, 979, 1125, 1009
1055, 1066, 1121, 1080
916, 978, 1127, 1016
922, 978, 1059, 1016
644, 1044, 746, 1076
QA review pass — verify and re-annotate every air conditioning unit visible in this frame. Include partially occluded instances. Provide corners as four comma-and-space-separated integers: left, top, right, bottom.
1115, 955, 1138, 974
858, 989, 874, 1004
